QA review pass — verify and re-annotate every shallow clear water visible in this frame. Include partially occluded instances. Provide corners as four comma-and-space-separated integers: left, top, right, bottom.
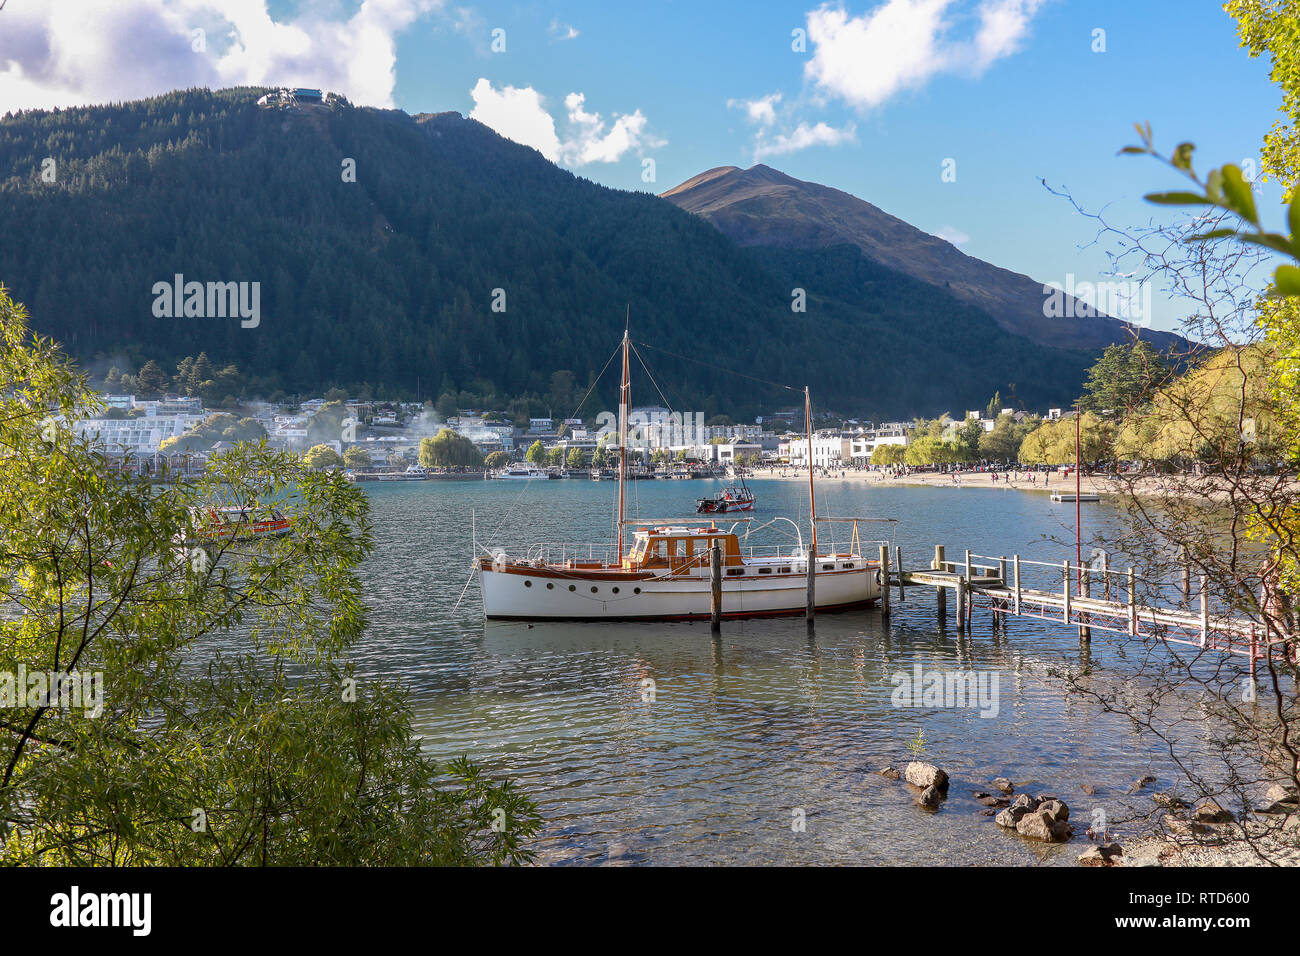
352, 477, 1214, 865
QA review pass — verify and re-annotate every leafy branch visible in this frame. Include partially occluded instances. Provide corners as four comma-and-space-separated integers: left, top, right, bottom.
1122, 123, 1300, 295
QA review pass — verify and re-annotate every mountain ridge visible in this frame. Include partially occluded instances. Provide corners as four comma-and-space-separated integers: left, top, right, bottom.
0, 88, 1111, 418
661, 163, 1178, 352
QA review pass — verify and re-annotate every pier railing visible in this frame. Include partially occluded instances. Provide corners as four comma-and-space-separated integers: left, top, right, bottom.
890, 545, 1295, 672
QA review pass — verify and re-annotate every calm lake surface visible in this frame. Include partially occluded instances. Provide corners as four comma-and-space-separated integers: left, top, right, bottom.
352, 477, 1213, 865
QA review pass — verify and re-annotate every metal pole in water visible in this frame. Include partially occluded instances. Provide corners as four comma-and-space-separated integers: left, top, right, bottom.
1013, 554, 1021, 617
1199, 574, 1209, 647
1079, 562, 1091, 642
1128, 567, 1138, 635
1063, 560, 1072, 624
710, 544, 722, 632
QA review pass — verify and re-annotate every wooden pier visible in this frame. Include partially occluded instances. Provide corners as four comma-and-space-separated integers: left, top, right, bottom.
889, 548, 1293, 674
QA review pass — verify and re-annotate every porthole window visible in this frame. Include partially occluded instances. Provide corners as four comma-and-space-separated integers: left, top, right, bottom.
524, 580, 533, 587
844, 563, 855, 569
546, 582, 554, 589
779, 567, 791, 574
822, 564, 833, 571
591, 586, 599, 593
634, 587, 642, 594
758, 567, 771, 574
612, 587, 620, 594
568, 584, 576, 592
727, 568, 744, 576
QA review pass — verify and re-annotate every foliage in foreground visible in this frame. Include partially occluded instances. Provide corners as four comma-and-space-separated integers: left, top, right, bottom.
0, 288, 539, 865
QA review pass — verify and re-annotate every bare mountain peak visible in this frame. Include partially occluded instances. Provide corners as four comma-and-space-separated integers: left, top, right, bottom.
661, 164, 1180, 352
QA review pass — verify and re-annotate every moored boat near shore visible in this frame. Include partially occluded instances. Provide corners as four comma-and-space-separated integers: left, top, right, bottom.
476, 323, 881, 621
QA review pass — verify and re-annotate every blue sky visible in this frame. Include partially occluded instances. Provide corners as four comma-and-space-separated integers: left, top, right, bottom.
0, 1, 1286, 331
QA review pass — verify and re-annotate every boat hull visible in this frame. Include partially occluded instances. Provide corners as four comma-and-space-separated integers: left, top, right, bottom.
479, 560, 879, 620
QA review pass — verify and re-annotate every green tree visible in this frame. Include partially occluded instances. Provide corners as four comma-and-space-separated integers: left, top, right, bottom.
984, 391, 1002, 421
343, 446, 372, 469
436, 392, 459, 420
1018, 413, 1113, 468
871, 443, 906, 466
136, 359, 168, 397
1078, 342, 1169, 417
484, 450, 510, 470
525, 440, 545, 465
419, 429, 483, 467
978, 414, 1035, 462
566, 447, 587, 469
303, 444, 344, 470
0, 288, 538, 865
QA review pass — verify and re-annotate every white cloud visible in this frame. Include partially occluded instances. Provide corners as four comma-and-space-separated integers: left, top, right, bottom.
804, 0, 1044, 112
728, 93, 782, 127
935, 225, 970, 245
753, 121, 856, 160
560, 92, 663, 165
469, 78, 562, 160
0, 0, 443, 114
469, 80, 663, 167
548, 19, 580, 41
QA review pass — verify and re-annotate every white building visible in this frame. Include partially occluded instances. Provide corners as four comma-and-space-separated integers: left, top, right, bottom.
785, 434, 851, 467
70, 414, 206, 455
849, 426, 909, 463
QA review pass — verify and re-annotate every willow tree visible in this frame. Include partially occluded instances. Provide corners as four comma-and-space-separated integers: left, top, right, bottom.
0, 288, 538, 865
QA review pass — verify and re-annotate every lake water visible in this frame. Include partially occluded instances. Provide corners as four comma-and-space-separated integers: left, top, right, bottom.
352, 476, 1218, 865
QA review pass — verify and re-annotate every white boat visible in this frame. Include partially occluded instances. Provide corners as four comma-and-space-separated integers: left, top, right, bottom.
494, 465, 546, 480
476, 325, 882, 621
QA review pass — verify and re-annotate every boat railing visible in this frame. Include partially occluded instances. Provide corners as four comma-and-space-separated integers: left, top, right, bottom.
512, 539, 891, 568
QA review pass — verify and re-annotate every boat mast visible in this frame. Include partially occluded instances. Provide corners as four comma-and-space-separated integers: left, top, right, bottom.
805, 386, 818, 559
617, 315, 630, 561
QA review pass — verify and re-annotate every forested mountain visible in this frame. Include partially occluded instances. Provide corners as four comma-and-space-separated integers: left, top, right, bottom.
1, 88, 1110, 418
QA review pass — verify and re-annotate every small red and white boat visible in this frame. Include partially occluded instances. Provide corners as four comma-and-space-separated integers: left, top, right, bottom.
696, 477, 755, 514
186, 506, 293, 544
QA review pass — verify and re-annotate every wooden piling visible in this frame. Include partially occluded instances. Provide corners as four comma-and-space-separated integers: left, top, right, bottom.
956, 576, 968, 633
710, 544, 722, 632
934, 545, 946, 621
895, 546, 904, 601
879, 544, 891, 617
1181, 548, 1191, 602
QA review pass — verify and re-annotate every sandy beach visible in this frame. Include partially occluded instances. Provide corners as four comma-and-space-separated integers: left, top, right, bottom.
750, 467, 1135, 497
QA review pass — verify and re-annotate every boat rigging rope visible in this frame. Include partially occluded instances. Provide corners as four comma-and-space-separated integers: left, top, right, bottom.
480, 340, 623, 554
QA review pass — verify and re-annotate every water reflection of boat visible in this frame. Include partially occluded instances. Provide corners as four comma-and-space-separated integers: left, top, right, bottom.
475, 323, 881, 621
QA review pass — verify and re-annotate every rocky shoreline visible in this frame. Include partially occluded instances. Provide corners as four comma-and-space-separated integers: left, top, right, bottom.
878, 761, 1300, 867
